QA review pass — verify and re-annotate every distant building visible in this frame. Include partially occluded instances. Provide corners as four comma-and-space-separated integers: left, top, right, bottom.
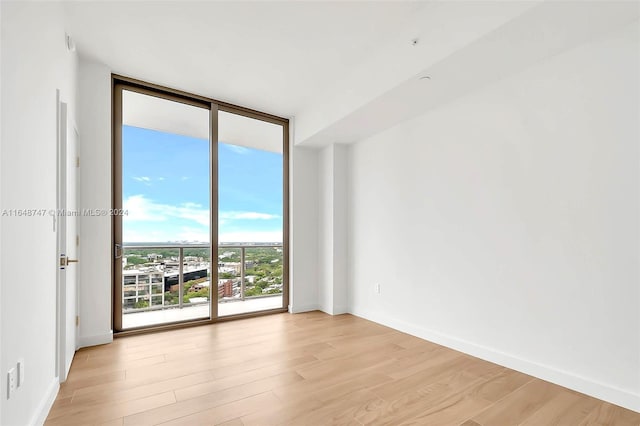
147, 253, 163, 261
164, 267, 208, 291
218, 279, 234, 298
189, 281, 209, 292
220, 262, 241, 274
122, 270, 164, 310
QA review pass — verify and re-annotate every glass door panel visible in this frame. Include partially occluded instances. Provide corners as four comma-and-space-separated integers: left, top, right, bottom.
217, 110, 285, 316
113, 78, 288, 332
117, 88, 211, 330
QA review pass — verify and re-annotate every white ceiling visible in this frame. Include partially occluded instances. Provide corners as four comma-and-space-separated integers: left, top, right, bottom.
299, 1, 640, 146
65, 1, 639, 148
123, 90, 209, 139
64, 1, 424, 119
123, 90, 283, 153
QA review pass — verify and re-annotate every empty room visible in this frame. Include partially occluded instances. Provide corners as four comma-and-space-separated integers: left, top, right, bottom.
1, 0, 639, 425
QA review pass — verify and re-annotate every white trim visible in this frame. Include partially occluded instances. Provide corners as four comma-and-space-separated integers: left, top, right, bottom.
350, 306, 640, 413
318, 305, 333, 315
289, 304, 319, 314
29, 377, 59, 426
333, 305, 348, 315
78, 331, 113, 349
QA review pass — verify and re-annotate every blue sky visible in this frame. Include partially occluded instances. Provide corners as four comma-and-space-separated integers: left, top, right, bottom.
122, 125, 283, 243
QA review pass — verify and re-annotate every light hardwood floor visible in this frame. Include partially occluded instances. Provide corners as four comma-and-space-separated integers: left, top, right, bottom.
46, 312, 640, 425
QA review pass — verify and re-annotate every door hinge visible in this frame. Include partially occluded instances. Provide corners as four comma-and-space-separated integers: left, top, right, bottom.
76, 316, 79, 326
76, 235, 79, 246
76, 157, 80, 167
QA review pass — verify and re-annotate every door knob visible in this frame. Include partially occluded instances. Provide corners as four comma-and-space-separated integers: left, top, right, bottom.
59, 255, 78, 267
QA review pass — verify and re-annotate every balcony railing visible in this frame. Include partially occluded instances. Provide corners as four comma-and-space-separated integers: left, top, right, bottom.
122, 243, 283, 315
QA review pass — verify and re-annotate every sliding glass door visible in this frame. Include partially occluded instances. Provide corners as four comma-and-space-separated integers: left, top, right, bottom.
113, 77, 288, 332
217, 111, 285, 316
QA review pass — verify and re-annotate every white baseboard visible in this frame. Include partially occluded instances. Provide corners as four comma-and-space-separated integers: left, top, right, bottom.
289, 303, 319, 314
78, 331, 113, 349
350, 306, 640, 413
29, 377, 59, 426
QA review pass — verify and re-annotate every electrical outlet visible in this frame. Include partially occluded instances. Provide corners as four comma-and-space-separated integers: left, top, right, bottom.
7, 368, 16, 399
17, 359, 24, 387
375, 283, 381, 294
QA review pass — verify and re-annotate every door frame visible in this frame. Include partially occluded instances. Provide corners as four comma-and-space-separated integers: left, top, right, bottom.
111, 75, 290, 335
56, 91, 80, 382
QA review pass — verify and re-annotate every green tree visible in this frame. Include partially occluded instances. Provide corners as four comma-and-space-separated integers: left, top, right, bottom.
126, 256, 148, 266
134, 300, 149, 309
245, 286, 263, 297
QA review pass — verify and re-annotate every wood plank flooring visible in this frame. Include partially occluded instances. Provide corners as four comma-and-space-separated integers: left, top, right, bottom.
46, 312, 640, 425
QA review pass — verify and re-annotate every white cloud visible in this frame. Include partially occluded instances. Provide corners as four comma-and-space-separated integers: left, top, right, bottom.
124, 196, 277, 226
123, 227, 210, 244
220, 211, 280, 220
133, 176, 151, 182
123, 195, 167, 222
123, 195, 209, 226
123, 227, 175, 243
123, 195, 281, 242
226, 145, 250, 155
177, 227, 211, 242
174, 203, 210, 226
219, 230, 282, 243
125, 227, 280, 244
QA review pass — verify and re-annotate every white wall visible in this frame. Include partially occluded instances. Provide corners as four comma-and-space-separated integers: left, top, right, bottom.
0, 4, 4, 424
317, 144, 348, 315
318, 145, 334, 313
77, 58, 113, 347
0, 2, 78, 424
289, 145, 319, 313
75, 63, 320, 328
332, 144, 348, 313
348, 20, 640, 412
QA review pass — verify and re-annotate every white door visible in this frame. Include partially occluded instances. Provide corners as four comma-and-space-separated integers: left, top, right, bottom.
56, 93, 79, 382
